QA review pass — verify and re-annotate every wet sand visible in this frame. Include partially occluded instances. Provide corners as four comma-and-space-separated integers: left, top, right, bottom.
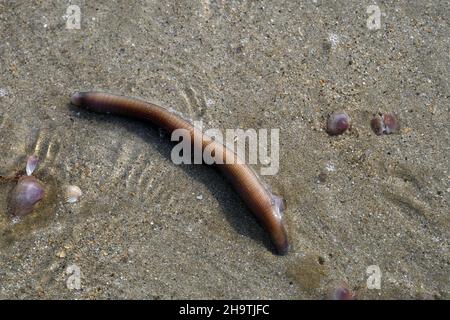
0, 0, 448, 299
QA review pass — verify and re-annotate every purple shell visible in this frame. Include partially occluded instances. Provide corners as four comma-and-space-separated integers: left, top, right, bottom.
370, 116, 384, 135
26, 155, 39, 176
382, 113, 399, 134
10, 176, 45, 217
326, 112, 350, 136
370, 113, 399, 135
332, 286, 356, 300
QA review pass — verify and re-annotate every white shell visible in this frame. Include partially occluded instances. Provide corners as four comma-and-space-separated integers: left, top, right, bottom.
65, 185, 82, 203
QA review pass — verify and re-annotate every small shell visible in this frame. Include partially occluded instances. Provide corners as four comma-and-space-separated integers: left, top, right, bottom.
370, 115, 384, 135
9, 176, 45, 217
326, 112, 350, 136
331, 286, 356, 300
26, 155, 39, 176
326, 281, 356, 300
371, 113, 399, 135
65, 185, 82, 203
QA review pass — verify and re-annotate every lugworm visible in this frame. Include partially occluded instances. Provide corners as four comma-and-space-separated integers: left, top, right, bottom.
70, 92, 289, 255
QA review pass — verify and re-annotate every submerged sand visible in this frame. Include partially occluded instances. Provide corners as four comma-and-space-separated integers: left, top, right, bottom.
0, 0, 448, 299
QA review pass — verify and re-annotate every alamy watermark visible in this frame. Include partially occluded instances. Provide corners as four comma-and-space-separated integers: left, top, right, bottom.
170, 121, 280, 175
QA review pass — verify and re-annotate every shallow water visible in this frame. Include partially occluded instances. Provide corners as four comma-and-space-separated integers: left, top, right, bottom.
0, 0, 448, 299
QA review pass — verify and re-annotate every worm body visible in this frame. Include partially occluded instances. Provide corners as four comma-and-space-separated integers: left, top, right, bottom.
71, 92, 289, 255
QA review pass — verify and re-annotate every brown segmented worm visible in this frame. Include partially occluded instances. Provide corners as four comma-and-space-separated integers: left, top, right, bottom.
70, 92, 289, 255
